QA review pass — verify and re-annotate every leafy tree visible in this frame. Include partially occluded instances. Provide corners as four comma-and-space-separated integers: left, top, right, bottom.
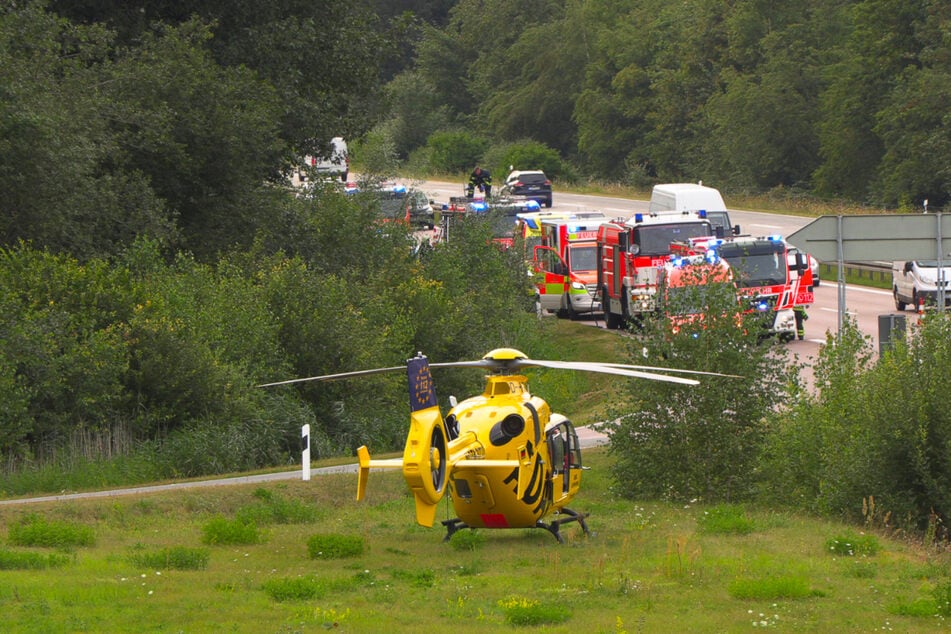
0, 5, 173, 260
814, 0, 929, 201
50, 0, 387, 158
609, 276, 796, 502
376, 70, 452, 159
478, 6, 587, 156
872, 2, 951, 208
102, 19, 286, 259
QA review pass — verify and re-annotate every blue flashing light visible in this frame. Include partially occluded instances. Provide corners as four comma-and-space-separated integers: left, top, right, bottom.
755, 301, 770, 312
470, 201, 488, 213
767, 234, 783, 242
670, 256, 684, 268
698, 209, 707, 218
634, 213, 644, 223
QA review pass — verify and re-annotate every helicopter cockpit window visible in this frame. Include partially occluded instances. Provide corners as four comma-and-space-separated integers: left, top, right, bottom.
548, 429, 566, 475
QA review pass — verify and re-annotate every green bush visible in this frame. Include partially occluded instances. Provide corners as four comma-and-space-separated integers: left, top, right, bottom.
761, 314, 951, 533
0, 548, 71, 570
200, 516, 261, 545
128, 545, 210, 570
8, 514, 96, 548
425, 130, 489, 173
483, 139, 568, 181
262, 576, 326, 602
497, 596, 571, 626
307, 533, 364, 559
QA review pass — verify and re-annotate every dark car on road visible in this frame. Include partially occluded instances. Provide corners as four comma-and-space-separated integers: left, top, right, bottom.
501, 170, 553, 208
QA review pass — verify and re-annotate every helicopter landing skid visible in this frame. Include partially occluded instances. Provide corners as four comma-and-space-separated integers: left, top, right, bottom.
441, 509, 590, 544
538, 508, 590, 543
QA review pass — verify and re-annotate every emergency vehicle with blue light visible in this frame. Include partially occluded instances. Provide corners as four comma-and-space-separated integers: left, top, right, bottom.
688, 235, 814, 341
532, 217, 610, 318
596, 210, 715, 329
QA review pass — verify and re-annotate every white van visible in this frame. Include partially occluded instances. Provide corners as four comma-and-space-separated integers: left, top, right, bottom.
892, 260, 951, 310
649, 183, 739, 237
303, 137, 349, 182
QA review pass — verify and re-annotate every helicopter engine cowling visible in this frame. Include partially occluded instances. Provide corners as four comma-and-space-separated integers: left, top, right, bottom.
402, 405, 449, 527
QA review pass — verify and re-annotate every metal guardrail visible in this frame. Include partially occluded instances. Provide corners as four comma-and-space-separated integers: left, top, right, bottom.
820, 261, 892, 285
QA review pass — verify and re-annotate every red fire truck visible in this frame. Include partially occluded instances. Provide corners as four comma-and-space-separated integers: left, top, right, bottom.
531, 217, 609, 318
690, 235, 815, 341
597, 211, 714, 329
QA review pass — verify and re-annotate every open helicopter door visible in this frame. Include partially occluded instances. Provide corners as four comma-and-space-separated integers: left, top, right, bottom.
356, 354, 449, 527
546, 416, 582, 503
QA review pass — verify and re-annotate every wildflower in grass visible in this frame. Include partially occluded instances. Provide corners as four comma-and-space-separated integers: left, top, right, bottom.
824, 532, 880, 557
497, 595, 571, 626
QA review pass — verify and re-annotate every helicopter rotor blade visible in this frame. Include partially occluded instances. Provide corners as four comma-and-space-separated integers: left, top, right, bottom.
507, 359, 700, 386
257, 348, 735, 389
594, 363, 744, 379
256, 365, 407, 388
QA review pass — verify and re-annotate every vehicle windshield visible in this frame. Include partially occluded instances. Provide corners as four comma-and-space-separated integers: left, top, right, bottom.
634, 222, 711, 256
378, 192, 409, 219
719, 244, 787, 286
568, 244, 597, 272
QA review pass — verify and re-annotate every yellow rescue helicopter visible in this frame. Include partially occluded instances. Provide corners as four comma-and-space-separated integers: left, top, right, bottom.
260, 348, 720, 542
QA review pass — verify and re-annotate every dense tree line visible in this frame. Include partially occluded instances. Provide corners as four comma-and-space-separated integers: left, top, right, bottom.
382, 0, 951, 209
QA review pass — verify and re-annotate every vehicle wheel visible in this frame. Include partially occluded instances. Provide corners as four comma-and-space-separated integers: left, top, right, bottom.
566, 296, 580, 321
894, 287, 906, 311
545, 198, 553, 208
913, 290, 920, 311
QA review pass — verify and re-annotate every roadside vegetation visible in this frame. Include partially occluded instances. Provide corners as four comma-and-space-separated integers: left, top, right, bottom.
2, 450, 951, 632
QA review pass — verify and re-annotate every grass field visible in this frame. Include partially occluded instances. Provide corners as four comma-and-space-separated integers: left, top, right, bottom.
2, 447, 950, 633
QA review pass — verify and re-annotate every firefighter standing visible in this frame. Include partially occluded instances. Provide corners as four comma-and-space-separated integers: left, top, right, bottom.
467, 166, 492, 199
794, 305, 807, 340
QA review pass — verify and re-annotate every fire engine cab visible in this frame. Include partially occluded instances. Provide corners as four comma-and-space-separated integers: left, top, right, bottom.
532, 217, 609, 318
691, 235, 814, 341
597, 211, 714, 329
